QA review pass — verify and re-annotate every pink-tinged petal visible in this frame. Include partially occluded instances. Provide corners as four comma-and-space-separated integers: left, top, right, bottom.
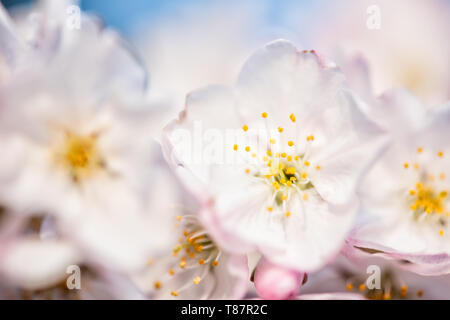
347, 237, 450, 276
254, 259, 304, 300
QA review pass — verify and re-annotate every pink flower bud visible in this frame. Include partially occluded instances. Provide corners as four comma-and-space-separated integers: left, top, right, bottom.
254, 259, 305, 300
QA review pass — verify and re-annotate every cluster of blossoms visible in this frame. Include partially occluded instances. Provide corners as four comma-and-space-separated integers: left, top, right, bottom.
0, 0, 449, 300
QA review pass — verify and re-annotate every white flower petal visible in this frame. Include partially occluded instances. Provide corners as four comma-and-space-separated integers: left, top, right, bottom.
0, 238, 80, 290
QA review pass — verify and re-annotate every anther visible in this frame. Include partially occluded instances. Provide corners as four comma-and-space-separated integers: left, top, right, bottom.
193, 277, 201, 285
289, 114, 296, 122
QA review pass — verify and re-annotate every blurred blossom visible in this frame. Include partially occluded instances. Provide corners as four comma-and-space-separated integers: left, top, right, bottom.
286, 0, 450, 107
1, 237, 80, 291
254, 258, 305, 300
163, 40, 388, 272
133, 180, 249, 300
0, 0, 173, 278
301, 245, 450, 300
349, 91, 450, 274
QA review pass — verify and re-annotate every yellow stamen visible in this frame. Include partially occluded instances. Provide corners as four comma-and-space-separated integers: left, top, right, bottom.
193, 277, 201, 285
154, 281, 162, 289
289, 114, 296, 122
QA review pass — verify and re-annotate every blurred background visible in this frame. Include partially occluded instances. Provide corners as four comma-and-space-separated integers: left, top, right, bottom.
2, 0, 449, 107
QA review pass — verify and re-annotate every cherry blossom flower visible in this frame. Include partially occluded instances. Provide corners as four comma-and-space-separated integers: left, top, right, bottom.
301, 245, 450, 300
133, 204, 249, 300
163, 40, 388, 272
349, 93, 450, 275
294, 0, 450, 107
0, 1, 170, 273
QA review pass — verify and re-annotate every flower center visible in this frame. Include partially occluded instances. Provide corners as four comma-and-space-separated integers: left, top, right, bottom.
404, 148, 448, 236
409, 183, 447, 216
56, 131, 104, 182
234, 112, 321, 217
345, 269, 423, 300
150, 215, 221, 298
